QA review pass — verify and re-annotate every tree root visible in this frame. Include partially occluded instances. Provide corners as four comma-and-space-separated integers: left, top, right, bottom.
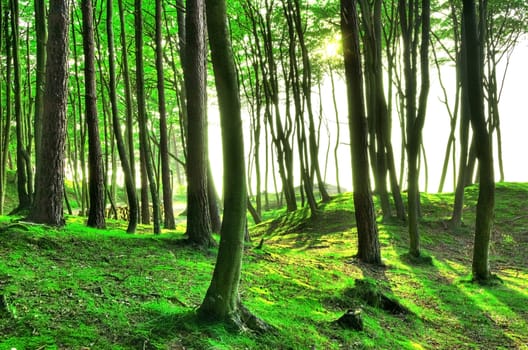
469, 273, 503, 286
346, 279, 412, 315
400, 252, 434, 266
199, 300, 275, 334
234, 303, 275, 334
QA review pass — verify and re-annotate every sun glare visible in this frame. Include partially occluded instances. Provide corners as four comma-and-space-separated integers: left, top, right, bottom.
320, 33, 342, 60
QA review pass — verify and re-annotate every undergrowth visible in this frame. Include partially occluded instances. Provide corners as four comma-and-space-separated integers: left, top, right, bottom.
0, 183, 526, 349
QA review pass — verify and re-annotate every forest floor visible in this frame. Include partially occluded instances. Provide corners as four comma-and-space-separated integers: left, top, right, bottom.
0, 183, 527, 349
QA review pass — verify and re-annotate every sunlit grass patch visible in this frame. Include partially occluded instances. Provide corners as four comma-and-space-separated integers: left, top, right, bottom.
0, 183, 527, 348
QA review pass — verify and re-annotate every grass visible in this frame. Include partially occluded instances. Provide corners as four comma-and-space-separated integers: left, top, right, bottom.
0, 183, 527, 349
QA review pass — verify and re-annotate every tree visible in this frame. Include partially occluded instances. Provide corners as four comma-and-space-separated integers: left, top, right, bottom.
11, 0, 32, 213
107, 0, 138, 233
198, 0, 269, 332
155, 0, 176, 229
82, 0, 106, 229
183, 0, 215, 247
32, 0, 47, 209
247, 0, 297, 213
281, 0, 319, 216
29, 0, 70, 226
451, 3, 471, 229
0, 4, 7, 215
117, 0, 136, 194
134, 0, 161, 234
462, 0, 495, 283
359, 0, 405, 222
399, 0, 431, 258
340, 0, 382, 265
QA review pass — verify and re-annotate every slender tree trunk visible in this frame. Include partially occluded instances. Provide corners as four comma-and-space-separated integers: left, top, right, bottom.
33, 0, 46, 201
451, 18, 470, 229
184, 0, 214, 247
0, 9, 7, 214
10, 0, 32, 212
70, 16, 89, 216
257, 2, 297, 212
341, 0, 381, 265
155, 0, 176, 229
399, 0, 430, 258
463, 0, 495, 282
291, 0, 330, 203
175, 0, 189, 164
134, 0, 161, 234
359, 0, 392, 221
82, 0, 106, 229
29, 0, 70, 226
117, 0, 136, 193
198, 0, 268, 332
382, 0, 406, 221
282, 0, 318, 216
107, 0, 138, 233
208, 164, 222, 233
328, 65, 342, 194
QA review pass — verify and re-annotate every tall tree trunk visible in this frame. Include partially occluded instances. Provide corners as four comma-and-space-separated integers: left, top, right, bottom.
382, 0, 406, 221
451, 17, 470, 229
11, 0, 32, 212
71, 16, 89, 216
341, 0, 381, 265
29, 0, 70, 226
198, 0, 268, 332
359, 0, 392, 221
0, 8, 7, 214
33, 0, 46, 201
183, 0, 214, 247
174, 0, 189, 164
281, 0, 318, 216
328, 65, 342, 194
208, 164, 222, 233
134, 0, 161, 234
117, 0, 136, 194
107, 0, 138, 233
257, 2, 297, 212
399, 0, 430, 258
463, 0, 495, 282
82, 0, 106, 229
291, 0, 330, 204
155, 0, 176, 229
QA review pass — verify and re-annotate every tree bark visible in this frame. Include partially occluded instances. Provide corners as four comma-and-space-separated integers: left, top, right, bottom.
183, 0, 215, 247
198, 0, 267, 332
341, 0, 382, 265
399, 0, 430, 258
451, 15, 470, 229
0, 7, 4, 214
117, 0, 136, 192
29, 0, 70, 226
11, 0, 32, 212
107, 0, 138, 233
463, 0, 495, 282
359, 0, 392, 221
134, 0, 161, 234
155, 0, 176, 229
82, 0, 106, 229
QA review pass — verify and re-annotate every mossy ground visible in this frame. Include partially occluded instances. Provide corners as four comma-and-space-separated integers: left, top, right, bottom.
0, 183, 527, 349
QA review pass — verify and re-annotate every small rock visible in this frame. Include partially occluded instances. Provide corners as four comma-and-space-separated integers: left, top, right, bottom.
336, 308, 363, 331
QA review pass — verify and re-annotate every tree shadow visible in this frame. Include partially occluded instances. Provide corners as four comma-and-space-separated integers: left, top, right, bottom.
350, 253, 519, 349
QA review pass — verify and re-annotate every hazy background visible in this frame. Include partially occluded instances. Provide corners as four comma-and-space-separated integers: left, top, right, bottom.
207, 39, 528, 196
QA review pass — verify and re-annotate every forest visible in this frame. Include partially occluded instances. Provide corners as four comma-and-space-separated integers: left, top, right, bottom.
0, 0, 527, 348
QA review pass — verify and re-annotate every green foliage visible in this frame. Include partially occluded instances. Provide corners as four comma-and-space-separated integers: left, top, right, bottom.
0, 183, 527, 348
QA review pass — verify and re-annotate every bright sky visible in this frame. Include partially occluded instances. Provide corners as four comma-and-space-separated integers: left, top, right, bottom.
207, 39, 528, 195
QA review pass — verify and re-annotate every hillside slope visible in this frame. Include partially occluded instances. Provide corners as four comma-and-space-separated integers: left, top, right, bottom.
0, 183, 526, 349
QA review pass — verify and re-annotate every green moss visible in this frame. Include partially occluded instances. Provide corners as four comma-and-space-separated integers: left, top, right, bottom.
0, 184, 527, 348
